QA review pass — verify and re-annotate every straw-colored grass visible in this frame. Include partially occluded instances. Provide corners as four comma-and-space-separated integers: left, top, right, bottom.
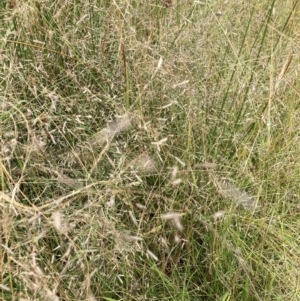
1, 1, 300, 300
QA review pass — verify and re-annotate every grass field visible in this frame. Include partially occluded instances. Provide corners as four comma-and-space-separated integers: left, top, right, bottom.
1, 1, 300, 300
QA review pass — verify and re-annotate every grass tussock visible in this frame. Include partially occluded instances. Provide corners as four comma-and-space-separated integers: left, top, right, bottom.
1, 0, 300, 300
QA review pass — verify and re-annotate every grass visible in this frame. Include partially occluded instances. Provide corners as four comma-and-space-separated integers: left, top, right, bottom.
0, 0, 300, 300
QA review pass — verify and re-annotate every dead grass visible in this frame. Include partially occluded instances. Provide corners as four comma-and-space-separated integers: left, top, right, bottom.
1, 0, 300, 300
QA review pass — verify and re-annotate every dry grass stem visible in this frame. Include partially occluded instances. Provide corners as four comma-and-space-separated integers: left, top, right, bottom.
1, 1, 299, 300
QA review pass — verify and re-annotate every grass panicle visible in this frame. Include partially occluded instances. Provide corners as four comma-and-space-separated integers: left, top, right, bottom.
0, 1, 300, 300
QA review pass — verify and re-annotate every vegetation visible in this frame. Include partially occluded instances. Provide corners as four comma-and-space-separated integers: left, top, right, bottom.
0, 0, 299, 300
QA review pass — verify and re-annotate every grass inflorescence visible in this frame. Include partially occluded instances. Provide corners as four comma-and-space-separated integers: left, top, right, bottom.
0, 1, 300, 300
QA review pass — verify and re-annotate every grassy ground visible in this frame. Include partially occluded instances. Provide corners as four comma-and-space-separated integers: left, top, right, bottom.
1, 0, 300, 300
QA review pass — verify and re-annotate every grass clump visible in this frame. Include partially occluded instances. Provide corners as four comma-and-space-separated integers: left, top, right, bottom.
1, 0, 300, 300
